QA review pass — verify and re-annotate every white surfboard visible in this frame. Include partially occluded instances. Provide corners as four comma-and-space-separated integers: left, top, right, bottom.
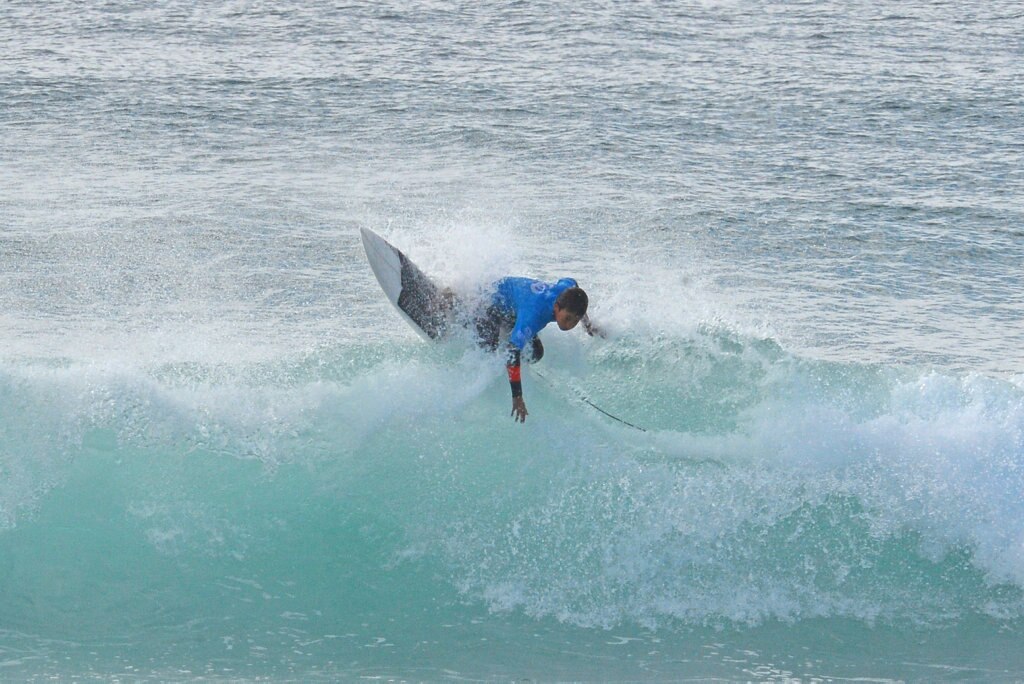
360, 227, 453, 340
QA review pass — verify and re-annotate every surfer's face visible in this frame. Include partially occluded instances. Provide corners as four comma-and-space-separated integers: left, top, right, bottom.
553, 304, 581, 331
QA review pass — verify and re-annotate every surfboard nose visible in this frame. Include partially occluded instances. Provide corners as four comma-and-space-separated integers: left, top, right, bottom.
359, 227, 453, 340
360, 227, 403, 306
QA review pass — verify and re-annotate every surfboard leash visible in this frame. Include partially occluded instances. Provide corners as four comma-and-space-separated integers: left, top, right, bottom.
532, 369, 647, 432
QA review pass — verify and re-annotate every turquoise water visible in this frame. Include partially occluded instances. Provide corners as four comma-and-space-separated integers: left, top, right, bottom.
2, 1, 1023, 680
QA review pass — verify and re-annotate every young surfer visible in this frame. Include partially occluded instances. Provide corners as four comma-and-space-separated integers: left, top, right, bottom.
474, 277, 602, 423
360, 229, 610, 423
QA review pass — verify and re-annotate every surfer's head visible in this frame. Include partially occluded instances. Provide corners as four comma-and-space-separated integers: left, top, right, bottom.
553, 287, 588, 330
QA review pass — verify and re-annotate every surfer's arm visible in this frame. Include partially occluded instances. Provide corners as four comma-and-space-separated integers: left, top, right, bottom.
582, 314, 605, 338
506, 345, 528, 423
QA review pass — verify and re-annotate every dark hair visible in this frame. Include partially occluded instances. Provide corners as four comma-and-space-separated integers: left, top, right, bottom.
556, 287, 588, 317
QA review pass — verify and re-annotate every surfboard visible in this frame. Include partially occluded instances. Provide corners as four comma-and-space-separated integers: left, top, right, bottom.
360, 227, 454, 340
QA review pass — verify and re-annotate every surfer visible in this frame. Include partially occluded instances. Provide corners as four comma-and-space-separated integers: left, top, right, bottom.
474, 277, 602, 423
359, 228, 607, 424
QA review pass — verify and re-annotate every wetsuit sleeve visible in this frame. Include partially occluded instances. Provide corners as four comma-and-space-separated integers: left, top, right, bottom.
505, 345, 522, 398
505, 317, 534, 398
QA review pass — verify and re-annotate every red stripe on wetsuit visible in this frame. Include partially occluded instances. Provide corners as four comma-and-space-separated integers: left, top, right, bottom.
506, 346, 522, 398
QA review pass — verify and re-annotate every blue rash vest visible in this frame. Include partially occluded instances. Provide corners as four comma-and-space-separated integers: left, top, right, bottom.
490, 276, 578, 350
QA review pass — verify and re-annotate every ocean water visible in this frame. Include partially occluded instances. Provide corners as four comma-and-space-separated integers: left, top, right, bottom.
2, 0, 1023, 680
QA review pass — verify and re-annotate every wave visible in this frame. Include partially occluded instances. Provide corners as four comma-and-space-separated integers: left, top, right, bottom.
1, 323, 1022, 631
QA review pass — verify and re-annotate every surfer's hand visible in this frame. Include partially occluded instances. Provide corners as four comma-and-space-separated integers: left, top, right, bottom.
583, 315, 606, 338
511, 397, 528, 423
